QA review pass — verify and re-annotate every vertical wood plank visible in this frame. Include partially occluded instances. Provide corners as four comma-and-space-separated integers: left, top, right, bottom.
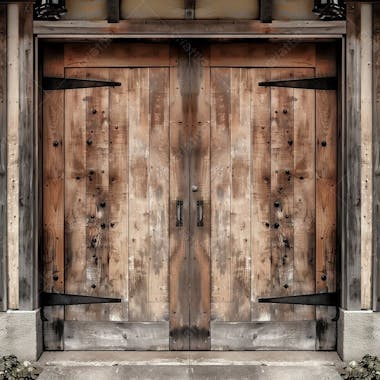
128, 68, 150, 321
85, 69, 110, 321
250, 69, 273, 322
18, 2, 36, 310
343, 1, 361, 310
210, 68, 231, 322
169, 57, 191, 350
189, 59, 211, 350
270, 69, 295, 321
360, 3, 373, 310
43, 44, 65, 349
7, 3, 20, 310
0, 4, 7, 312
108, 68, 129, 321
229, 68, 251, 321
64, 68, 88, 322
260, 0, 273, 23
316, 45, 337, 349
293, 68, 316, 321
373, 4, 380, 312
148, 68, 170, 321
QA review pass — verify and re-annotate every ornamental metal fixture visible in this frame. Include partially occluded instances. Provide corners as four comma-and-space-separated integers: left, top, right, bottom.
35, 0, 67, 21
313, 0, 345, 21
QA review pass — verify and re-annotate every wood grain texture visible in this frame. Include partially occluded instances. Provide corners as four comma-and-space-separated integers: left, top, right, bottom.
293, 68, 316, 321
148, 68, 170, 321
316, 44, 337, 339
18, 2, 36, 310
108, 68, 129, 321
211, 68, 232, 322
42, 44, 65, 349
360, 3, 373, 310
270, 69, 295, 321
169, 58, 191, 350
7, 3, 19, 310
64, 68, 88, 322
0, 4, 7, 312
343, 1, 361, 310
189, 55, 211, 350
250, 69, 272, 322
64, 43, 170, 68
64, 321, 169, 350
211, 321, 316, 351
374, 4, 380, 312
210, 43, 316, 68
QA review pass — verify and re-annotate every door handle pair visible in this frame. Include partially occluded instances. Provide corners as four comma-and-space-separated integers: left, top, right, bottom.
176, 200, 204, 227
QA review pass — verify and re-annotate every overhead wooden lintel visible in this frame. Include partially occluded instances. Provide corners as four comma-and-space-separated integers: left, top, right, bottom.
260, 0, 272, 23
184, 0, 196, 20
107, 0, 120, 23
34, 20, 347, 37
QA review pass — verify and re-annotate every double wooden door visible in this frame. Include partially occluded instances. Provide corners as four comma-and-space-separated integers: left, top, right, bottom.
42, 41, 337, 351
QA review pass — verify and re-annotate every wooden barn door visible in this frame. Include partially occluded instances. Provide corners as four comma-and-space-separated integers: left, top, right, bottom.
42, 41, 337, 351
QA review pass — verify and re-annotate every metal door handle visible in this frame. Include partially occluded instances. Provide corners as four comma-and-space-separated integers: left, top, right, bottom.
197, 200, 204, 227
176, 200, 183, 227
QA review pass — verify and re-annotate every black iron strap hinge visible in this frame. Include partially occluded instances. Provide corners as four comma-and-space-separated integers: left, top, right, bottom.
258, 292, 339, 306
259, 76, 337, 90
40, 292, 121, 306
43, 77, 122, 91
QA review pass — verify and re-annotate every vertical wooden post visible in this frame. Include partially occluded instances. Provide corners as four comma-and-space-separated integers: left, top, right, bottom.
184, 0, 196, 19
107, 0, 120, 23
342, 1, 362, 310
260, 0, 272, 23
0, 4, 7, 312
18, 3, 36, 310
7, 3, 20, 310
373, 4, 380, 312
360, 3, 373, 311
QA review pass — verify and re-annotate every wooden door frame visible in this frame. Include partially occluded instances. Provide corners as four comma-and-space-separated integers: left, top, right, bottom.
35, 27, 346, 350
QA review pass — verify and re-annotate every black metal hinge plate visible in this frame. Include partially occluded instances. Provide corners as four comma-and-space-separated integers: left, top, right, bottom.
258, 292, 339, 306
40, 292, 121, 306
259, 77, 337, 90
43, 77, 122, 91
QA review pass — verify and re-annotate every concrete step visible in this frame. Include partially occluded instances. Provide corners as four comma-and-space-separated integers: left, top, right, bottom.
37, 351, 343, 379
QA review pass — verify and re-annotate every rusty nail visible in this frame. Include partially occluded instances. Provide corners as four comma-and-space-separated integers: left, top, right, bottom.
274, 223, 280, 229
321, 141, 327, 147
274, 201, 280, 208
92, 109, 97, 114
53, 140, 59, 147
283, 109, 288, 114
321, 274, 327, 281
288, 140, 293, 146
100, 202, 106, 208
91, 284, 96, 289
101, 223, 106, 229
53, 275, 59, 281
87, 139, 93, 146
284, 284, 289, 289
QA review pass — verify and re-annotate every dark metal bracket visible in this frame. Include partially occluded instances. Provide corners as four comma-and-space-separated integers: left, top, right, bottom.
40, 292, 121, 306
43, 77, 122, 91
258, 292, 339, 306
259, 76, 337, 90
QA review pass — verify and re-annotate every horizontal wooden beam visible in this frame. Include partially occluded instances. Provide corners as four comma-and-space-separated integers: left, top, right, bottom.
34, 20, 346, 38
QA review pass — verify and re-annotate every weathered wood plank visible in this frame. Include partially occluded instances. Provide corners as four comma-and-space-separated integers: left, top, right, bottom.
293, 68, 316, 321
84, 69, 111, 321
34, 20, 347, 37
18, 2, 36, 310
315, 44, 338, 342
211, 321, 316, 351
64, 43, 170, 68
128, 68, 150, 321
210, 68, 232, 322
189, 55, 211, 350
0, 4, 7, 312
42, 44, 65, 350
360, 3, 373, 310
229, 68, 251, 321
169, 50, 190, 350
7, 3, 20, 310
64, 321, 169, 350
148, 68, 170, 321
108, 68, 129, 321
270, 69, 295, 321
343, 2, 361, 310
64, 68, 88, 323
250, 69, 272, 322
210, 43, 316, 68
373, 4, 380, 312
